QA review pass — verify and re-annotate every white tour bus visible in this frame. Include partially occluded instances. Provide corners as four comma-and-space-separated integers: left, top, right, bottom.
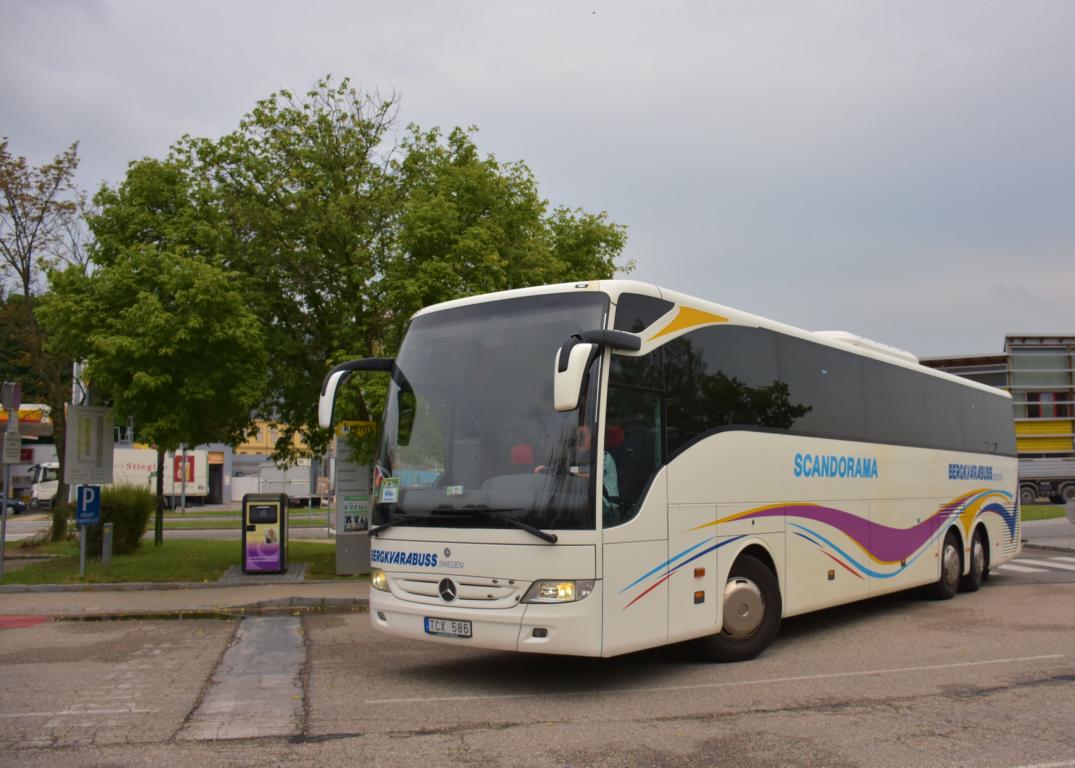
319, 280, 1019, 661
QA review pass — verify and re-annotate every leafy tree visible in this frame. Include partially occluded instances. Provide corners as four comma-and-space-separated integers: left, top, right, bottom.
168, 79, 629, 458
40, 245, 267, 543
0, 139, 87, 506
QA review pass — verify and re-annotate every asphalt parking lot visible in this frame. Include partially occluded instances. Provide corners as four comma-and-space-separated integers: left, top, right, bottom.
1, 570, 1073, 768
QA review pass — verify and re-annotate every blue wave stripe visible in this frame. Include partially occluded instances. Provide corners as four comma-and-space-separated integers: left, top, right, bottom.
619, 538, 713, 593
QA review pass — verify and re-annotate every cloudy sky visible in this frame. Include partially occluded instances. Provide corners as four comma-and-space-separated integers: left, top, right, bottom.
5, 1, 1075, 357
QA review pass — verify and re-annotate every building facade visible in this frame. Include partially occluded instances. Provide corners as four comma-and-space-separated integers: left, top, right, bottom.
922, 335, 1075, 460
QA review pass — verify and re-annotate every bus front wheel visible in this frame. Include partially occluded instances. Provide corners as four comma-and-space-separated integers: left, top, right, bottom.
703, 555, 781, 663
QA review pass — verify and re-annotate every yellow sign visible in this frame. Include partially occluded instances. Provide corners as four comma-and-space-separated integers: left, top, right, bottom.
336, 420, 377, 438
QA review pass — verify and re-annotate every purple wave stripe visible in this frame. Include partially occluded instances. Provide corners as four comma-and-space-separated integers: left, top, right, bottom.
729, 505, 951, 564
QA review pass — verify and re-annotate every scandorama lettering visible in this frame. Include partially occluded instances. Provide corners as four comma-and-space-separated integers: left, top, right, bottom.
793, 452, 879, 479
370, 549, 439, 567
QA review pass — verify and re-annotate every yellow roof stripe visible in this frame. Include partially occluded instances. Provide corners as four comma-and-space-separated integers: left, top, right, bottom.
648, 306, 729, 342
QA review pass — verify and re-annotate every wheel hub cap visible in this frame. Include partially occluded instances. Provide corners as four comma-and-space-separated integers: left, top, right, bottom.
943, 544, 960, 590
722, 577, 765, 640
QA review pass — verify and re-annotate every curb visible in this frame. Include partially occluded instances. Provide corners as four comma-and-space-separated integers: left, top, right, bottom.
1022, 542, 1075, 554
49, 596, 370, 622
0, 578, 364, 594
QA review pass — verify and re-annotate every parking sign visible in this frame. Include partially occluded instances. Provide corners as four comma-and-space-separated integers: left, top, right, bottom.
75, 485, 102, 526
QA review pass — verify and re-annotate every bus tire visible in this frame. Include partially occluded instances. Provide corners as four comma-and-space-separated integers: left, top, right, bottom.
930, 530, 962, 600
703, 554, 781, 663
959, 527, 986, 593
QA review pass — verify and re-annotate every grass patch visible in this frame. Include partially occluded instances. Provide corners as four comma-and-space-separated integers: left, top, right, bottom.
1022, 504, 1068, 522
162, 517, 329, 530
0, 538, 346, 584
162, 507, 327, 518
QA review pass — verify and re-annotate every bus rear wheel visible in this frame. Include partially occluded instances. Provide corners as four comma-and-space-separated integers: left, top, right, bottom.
959, 527, 987, 593
702, 554, 781, 663
930, 530, 962, 600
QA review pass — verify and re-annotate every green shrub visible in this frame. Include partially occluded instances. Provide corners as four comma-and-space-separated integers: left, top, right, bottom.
88, 485, 155, 555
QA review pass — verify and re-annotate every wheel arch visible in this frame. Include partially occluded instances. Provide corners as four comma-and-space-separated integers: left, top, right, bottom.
722, 538, 783, 610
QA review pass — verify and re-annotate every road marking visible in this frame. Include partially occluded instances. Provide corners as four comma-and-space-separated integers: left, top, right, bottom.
365, 653, 1065, 705
0, 708, 158, 718
997, 563, 1049, 573
1006, 761, 1075, 768
1017, 559, 1075, 572
1053, 557, 1075, 564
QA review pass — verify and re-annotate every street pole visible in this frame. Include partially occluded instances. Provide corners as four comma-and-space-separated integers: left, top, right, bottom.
79, 522, 86, 578
1, 381, 24, 581
1, 463, 9, 580
181, 445, 188, 513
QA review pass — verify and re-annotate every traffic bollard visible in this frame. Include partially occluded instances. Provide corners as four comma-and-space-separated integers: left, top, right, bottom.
102, 522, 113, 566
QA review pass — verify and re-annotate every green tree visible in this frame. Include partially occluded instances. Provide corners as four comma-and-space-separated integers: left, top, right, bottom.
386, 125, 627, 343
174, 80, 628, 456
40, 246, 267, 543
0, 138, 87, 507
84, 77, 629, 464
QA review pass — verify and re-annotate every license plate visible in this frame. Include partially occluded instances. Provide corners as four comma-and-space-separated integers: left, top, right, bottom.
424, 616, 472, 638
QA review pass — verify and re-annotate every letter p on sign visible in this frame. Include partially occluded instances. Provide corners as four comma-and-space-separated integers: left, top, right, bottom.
76, 485, 102, 526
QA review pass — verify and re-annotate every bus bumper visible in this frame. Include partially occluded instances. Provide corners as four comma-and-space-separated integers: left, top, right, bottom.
369, 582, 604, 657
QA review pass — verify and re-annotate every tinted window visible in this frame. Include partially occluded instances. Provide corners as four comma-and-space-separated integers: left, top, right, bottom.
614, 293, 675, 333
779, 336, 866, 441
925, 378, 963, 451
961, 389, 989, 453
664, 326, 806, 455
986, 393, 1016, 455
864, 360, 926, 445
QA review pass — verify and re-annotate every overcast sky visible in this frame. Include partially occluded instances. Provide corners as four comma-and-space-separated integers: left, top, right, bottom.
5, 1, 1075, 357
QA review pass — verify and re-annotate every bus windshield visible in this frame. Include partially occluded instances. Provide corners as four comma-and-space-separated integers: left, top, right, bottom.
375, 291, 608, 532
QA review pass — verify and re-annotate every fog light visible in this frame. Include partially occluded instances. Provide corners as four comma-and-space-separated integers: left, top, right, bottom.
532, 627, 548, 638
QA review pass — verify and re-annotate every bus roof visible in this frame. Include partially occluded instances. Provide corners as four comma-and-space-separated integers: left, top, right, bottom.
411, 280, 1011, 400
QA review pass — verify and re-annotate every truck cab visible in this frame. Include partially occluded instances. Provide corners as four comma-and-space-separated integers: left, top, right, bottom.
29, 461, 60, 511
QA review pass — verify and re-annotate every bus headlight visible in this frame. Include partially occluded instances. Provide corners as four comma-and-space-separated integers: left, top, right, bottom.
370, 568, 389, 592
522, 579, 595, 603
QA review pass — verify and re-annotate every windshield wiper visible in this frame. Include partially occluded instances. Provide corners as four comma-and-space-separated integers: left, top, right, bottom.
373, 506, 559, 544
433, 504, 558, 544
369, 513, 433, 538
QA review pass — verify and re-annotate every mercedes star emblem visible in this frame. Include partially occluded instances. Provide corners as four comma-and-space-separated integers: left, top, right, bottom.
439, 578, 457, 602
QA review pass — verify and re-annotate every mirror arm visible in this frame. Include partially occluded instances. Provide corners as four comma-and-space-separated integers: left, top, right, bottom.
320, 358, 395, 396
318, 357, 395, 428
557, 330, 641, 373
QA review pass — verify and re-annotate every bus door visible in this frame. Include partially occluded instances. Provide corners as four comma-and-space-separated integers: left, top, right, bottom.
601, 379, 670, 656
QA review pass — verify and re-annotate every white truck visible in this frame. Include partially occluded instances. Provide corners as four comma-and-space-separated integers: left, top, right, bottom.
30, 447, 210, 509
1018, 457, 1075, 505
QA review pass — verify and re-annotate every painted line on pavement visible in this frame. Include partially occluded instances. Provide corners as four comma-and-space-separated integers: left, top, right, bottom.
0, 708, 158, 718
1017, 559, 1075, 572
365, 653, 1065, 705
997, 564, 1049, 573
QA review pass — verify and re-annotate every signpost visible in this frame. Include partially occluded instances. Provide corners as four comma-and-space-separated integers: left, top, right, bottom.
76, 484, 102, 578
1, 381, 23, 580
334, 421, 375, 576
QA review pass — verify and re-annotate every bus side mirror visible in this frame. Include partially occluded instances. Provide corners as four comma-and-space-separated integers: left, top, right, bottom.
552, 330, 641, 412
318, 358, 394, 428
554, 343, 596, 412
